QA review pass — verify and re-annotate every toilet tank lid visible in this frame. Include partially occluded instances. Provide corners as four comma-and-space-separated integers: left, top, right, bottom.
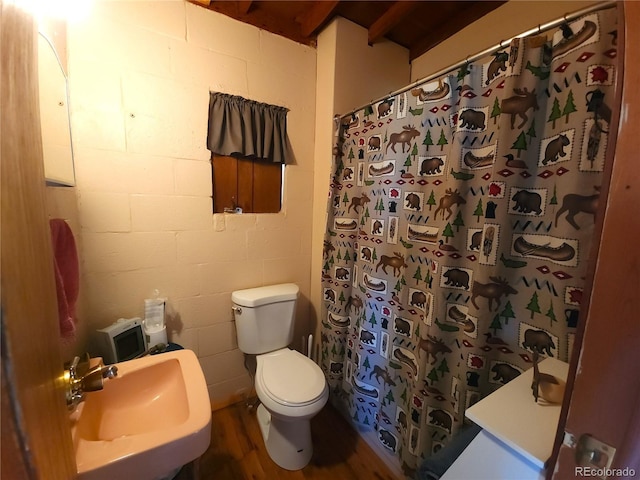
232, 283, 299, 307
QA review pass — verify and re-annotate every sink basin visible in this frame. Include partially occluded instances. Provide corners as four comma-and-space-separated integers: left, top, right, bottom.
70, 350, 211, 480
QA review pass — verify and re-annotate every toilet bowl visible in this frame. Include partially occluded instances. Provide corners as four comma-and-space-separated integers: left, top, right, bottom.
256, 348, 328, 418
231, 283, 328, 470
254, 348, 329, 470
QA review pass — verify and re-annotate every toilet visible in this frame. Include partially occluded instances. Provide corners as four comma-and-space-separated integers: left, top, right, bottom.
232, 283, 328, 470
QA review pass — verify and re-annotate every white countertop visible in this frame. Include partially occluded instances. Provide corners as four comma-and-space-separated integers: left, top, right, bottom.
466, 357, 569, 468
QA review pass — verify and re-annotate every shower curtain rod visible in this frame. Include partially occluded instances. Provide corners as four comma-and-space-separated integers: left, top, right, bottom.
339, 0, 616, 119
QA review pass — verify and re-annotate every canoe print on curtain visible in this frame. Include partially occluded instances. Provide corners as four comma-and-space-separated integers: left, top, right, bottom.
320, 7, 617, 475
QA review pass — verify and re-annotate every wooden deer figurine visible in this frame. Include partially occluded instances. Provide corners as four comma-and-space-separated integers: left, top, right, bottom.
531, 350, 566, 404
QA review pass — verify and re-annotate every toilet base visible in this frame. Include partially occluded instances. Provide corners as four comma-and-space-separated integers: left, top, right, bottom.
256, 403, 313, 470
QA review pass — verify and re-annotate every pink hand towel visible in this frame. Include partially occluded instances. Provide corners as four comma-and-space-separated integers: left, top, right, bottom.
49, 218, 79, 339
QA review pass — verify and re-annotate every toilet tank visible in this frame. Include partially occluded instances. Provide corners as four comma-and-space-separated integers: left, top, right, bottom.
232, 283, 299, 355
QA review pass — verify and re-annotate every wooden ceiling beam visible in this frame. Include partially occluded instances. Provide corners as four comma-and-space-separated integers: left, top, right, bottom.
236, 1, 252, 15
298, 1, 341, 38
368, 1, 420, 45
409, 1, 506, 60
205, 1, 252, 15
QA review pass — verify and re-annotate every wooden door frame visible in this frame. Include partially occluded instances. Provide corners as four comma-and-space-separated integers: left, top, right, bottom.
549, 2, 640, 477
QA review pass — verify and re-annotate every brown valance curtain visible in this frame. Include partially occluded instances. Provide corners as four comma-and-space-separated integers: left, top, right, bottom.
207, 92, 291, 164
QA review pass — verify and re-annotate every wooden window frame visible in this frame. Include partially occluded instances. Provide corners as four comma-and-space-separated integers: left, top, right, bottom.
211, 154, 283, 214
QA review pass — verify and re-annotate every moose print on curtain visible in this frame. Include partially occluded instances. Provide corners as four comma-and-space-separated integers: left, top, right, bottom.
320, 8, 618, 476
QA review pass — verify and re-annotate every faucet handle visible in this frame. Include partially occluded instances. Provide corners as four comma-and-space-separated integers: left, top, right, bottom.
66, 356, 116, 410
102, 365, 118, 379
66, 357, 84, 410
69, 356, 80, 376
68, 353, 92, 378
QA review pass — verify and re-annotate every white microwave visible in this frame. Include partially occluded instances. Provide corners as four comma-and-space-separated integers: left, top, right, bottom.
95, 318, 147, 364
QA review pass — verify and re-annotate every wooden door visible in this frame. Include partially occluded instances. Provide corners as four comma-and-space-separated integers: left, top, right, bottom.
212, 154, 282, 213
1, 2, 77, 478
550, 2, 640, 477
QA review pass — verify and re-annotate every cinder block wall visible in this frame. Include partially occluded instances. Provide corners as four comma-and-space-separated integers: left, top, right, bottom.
67, 0, 316, 409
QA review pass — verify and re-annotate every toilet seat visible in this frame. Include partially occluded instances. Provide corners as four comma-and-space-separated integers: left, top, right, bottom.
257, 349, 326, 407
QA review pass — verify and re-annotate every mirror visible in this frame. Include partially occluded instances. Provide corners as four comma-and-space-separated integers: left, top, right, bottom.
38, 31, 75, 186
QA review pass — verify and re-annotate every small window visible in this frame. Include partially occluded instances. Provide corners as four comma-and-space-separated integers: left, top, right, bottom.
207, 92, 291, 214
211, 154, 283, 214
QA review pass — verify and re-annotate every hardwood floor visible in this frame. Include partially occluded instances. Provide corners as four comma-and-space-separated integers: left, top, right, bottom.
177, 400, 400, 480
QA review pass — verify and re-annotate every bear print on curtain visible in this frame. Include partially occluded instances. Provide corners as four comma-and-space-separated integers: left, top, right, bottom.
320, 7, 618, 475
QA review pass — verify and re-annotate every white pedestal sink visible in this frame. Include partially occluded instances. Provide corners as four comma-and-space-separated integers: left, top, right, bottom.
70, 350, 211, 480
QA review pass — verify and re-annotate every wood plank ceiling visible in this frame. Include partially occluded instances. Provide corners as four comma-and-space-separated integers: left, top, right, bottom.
188, 1, 506, 61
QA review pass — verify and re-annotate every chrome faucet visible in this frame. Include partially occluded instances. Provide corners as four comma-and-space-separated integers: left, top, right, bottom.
66, 355, 118, 411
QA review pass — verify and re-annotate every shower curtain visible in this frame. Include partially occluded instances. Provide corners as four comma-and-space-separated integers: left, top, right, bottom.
320, 7, 617, 474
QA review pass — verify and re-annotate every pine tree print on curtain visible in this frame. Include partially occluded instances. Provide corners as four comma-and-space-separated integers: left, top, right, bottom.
320, 8, 617, 474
